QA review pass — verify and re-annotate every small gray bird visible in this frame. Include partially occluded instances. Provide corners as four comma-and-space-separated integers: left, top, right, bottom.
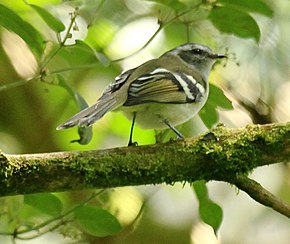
57, 43, 225, 145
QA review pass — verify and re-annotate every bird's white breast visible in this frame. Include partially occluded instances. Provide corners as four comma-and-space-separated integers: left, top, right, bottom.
120, 96, 208, 130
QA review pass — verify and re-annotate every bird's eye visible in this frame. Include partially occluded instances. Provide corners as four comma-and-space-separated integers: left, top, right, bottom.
192, 48, 202, 55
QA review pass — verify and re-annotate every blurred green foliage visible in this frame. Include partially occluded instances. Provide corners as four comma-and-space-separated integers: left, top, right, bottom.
0, 0, 289, 243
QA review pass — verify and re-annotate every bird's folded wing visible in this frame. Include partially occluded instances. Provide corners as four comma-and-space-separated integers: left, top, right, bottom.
123, 68, 200, 106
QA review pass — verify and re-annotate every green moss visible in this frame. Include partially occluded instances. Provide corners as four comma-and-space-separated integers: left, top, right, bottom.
176, 123, 290, 182
0, 152, 10, 182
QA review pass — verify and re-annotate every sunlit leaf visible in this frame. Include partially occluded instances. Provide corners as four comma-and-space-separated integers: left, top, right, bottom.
192, 181, 223, 235
218, 0, 273, 17
85, 19, 117, 50
24, 193, 63, 217
28, 3, 65, 32
209, 6, 261, 43
58, 40, 98, 66
74, 205, 122, 237
0, 3, 44, 58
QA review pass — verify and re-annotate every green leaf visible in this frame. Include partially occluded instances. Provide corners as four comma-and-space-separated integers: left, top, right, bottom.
199, 84, 232, 129
58, 40, 98, 66
57, 75, 93, 144
28, 3, 65, 32
74, 205, 122, 237
192, 180, 208, 199
0, 3, 44, 58
208, 83, 233, 110
192, 181, 223, 235
218, 0, 273, 17
199, 200, 223, 235
24, 193, 63, 217
199, 102, 218, 129
209, 6, 261, 42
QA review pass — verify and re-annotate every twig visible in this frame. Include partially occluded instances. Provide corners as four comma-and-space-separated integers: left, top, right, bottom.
112, 4, 202, 63
226, 175, 290, 219
40, 11, 78, 70
0, 77, 39, 92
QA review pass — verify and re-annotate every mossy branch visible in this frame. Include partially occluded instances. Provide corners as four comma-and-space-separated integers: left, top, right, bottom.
0, 122, 290, 217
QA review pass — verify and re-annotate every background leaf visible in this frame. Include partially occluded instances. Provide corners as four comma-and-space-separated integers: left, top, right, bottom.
24, 193, 63, 217
209, 6, 261, 42
208, 83, 233, 110
199, 83, 233, 129
0, 3, 44, 58
29, 3, 65, 32
58, 40, 99, 66
199, 103, 218, 129
218, 0, 273, 17
74, 205, 122, 237
192, 181, 223, 235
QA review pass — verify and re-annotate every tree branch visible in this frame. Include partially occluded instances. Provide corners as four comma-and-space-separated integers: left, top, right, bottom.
226, 175, 290, 218
0, 123, 289, 203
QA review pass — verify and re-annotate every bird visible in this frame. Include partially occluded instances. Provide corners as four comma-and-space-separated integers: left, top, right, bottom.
57, 43, 226, 145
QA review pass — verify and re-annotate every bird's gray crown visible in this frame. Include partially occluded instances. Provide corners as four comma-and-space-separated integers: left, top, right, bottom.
163, 43, 224, 79
164, 43, 216, 61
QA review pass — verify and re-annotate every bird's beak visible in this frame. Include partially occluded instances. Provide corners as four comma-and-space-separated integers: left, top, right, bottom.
210, 54, 226, 59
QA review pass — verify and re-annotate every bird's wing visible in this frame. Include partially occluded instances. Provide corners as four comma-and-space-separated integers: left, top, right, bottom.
123, 68, 204, 106
57, 66, 205, 129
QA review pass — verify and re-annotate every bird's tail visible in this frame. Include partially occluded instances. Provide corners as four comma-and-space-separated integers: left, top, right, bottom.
57, 96, 117, 130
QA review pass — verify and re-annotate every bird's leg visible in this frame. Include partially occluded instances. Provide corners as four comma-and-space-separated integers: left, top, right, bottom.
163, 119, 184, 140
128, 112, 138, 146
